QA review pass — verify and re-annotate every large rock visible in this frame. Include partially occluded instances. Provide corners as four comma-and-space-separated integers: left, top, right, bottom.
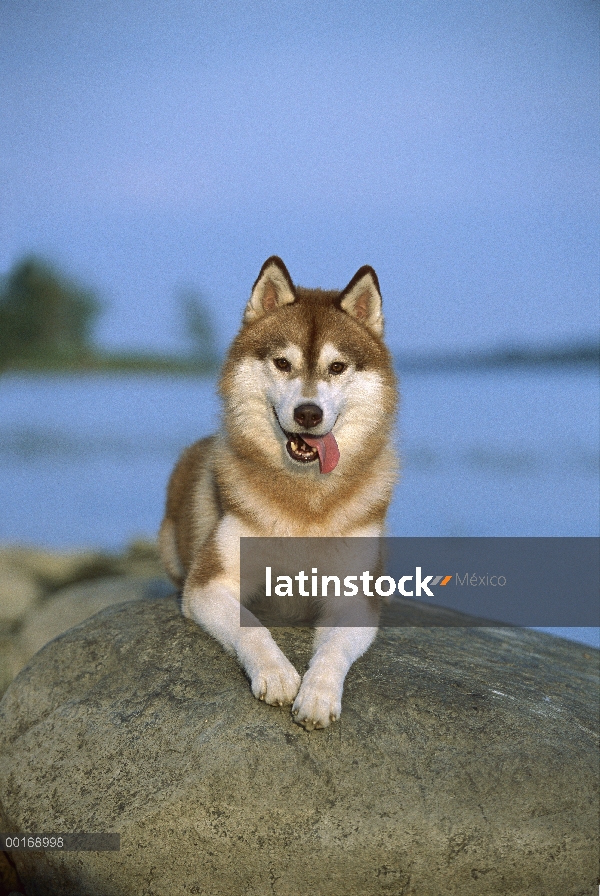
0, 633, 27, 701
0, 569, 173, 701
0, 596, 597, 896
0, 567, 41, 628
17, 575, 173, 664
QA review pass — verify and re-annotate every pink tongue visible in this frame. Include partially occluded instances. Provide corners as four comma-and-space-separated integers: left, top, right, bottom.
301, 431, 340, 474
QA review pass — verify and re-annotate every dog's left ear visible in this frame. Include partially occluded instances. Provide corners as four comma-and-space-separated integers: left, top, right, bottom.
244, 256, 296, 323
337, 266, 384, 337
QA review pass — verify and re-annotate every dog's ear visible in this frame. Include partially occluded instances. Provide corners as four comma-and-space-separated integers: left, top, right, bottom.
244, 257, 296, 323
337, 266, 383, 337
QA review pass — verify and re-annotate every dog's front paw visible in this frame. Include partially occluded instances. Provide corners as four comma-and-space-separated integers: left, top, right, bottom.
291, 671, 342, 730
250, 659, 301, 707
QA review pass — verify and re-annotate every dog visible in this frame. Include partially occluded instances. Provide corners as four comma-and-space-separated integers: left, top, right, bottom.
159, 257, 398, 729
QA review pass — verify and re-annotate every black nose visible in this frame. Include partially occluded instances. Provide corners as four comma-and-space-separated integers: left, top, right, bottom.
293, 403, 323, 429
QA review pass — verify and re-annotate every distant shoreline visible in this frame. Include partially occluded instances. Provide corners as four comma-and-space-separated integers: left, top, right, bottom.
395, 341, 599, 372
0, 341, 597, 376
0, 351, 220, 376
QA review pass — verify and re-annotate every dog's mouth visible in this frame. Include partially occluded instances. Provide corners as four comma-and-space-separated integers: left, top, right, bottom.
274, 412, 340, 474
286, 433, 320, 464
286, 431, 340, 473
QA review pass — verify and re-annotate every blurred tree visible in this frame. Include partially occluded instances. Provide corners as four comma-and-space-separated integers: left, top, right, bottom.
180, 288, 219, 371
0, 257, 101, 366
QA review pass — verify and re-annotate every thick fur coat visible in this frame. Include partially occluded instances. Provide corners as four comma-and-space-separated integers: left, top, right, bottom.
159, 257, 398, 729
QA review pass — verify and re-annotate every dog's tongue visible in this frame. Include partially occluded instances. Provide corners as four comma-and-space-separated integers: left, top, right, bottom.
301, 432, 340, 474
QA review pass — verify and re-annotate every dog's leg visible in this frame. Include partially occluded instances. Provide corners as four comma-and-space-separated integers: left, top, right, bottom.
292, 623, 377, 730
183, 577, 301, 706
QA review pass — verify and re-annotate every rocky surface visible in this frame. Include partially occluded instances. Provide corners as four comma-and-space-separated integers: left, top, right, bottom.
0, 541, 171, 698
0, 593, 598, 896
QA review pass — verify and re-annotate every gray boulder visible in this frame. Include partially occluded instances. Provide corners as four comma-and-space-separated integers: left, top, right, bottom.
17, 575, 173, 665
0, 596, 597, 896
0, 567, 42, 628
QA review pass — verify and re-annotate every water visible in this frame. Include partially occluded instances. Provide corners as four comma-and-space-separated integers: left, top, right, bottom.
0, 368, 598, 646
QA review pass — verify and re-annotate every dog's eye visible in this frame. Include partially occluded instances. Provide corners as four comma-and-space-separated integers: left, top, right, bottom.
273, 357, 291, 372
329, 362, 346, 375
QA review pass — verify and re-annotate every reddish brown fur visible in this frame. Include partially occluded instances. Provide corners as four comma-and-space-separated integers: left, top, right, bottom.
161, 275, 397, 581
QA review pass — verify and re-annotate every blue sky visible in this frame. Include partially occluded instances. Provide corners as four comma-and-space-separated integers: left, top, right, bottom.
1, 0, 598, 355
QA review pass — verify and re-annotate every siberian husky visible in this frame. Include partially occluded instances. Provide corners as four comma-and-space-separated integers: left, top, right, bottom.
159, 257, 398, 729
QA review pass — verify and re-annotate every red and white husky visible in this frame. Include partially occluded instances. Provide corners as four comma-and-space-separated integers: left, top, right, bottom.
159, 257, 398, 729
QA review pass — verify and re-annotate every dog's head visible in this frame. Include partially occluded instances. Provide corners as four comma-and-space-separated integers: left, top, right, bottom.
220, 257, 397, 477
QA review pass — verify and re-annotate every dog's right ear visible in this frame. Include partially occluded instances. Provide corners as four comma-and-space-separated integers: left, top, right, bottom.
244, 257, 296, 323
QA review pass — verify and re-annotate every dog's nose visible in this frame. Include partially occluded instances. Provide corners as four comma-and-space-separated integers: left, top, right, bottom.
294, 403, 323, 429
